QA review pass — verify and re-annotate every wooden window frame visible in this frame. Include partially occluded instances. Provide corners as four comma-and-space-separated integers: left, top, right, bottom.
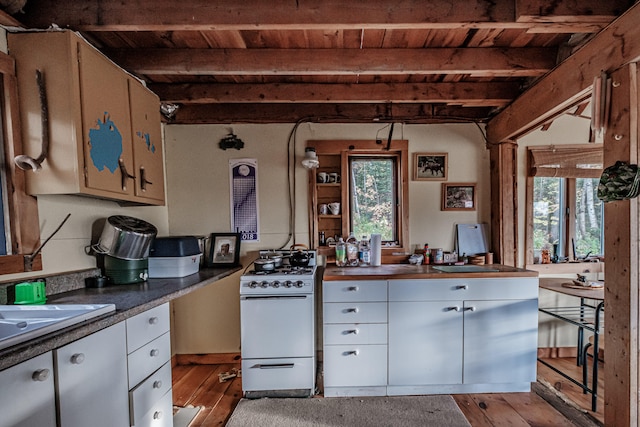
308, 139, 409, 263
525, 144, 603, 267
0, 51, 42, 275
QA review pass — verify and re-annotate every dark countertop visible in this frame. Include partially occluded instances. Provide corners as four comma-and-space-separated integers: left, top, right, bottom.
0, 266, 241, 371
323, 263, 538, 280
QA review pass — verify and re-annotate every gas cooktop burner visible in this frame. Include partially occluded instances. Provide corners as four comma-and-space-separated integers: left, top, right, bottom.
246, 266, 315, 276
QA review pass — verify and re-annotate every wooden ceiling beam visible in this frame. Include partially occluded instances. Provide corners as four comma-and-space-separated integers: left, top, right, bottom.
106, 47, 555, 77
20, 0, 622, 32
486, 1, 640, 143
149, 82, 521, 106
168, 103, 494, 124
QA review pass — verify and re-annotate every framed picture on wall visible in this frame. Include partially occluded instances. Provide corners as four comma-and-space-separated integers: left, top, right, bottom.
208, 233, 241, 267
413, 153, 448, 181
441, 183, 476, 211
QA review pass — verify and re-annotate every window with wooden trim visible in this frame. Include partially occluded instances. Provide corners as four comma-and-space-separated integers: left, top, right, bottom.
526, 145, 604, 264
0, 51, 42, 274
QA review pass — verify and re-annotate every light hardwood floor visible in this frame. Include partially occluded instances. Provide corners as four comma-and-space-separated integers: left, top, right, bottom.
172, 357, 604, 426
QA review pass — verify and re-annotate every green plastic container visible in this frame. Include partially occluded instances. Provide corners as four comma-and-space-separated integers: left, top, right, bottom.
14, 280, 46, 304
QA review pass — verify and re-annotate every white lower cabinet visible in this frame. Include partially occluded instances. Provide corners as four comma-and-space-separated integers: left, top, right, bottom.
56, 322, 129, 427
126, 303, 173, 427
0, 352, 56, 427
387, 278, 538, 395
322, 277, 539, 397
323, 280, 388, 397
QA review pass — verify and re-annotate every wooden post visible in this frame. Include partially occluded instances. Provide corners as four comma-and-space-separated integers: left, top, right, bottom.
603, 63, 639, 426
489, 141, 518, 266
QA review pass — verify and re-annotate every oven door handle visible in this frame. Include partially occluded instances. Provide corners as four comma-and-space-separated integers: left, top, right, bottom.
241, 296, 308, 300
256, 363, 295, 369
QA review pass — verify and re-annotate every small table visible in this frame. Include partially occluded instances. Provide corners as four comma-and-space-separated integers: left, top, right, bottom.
538, 278, 604, 412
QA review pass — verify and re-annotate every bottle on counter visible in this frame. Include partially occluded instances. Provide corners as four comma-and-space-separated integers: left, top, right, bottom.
335, 238, 347, 267
423, 243, 430, 265
359, 235, 371, 266
346, 232, 359, 266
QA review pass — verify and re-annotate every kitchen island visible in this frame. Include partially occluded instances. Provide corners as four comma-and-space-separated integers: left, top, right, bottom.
321, 263, 539, 397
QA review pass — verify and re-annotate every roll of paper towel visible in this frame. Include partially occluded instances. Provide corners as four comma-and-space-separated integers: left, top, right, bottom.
370, 234, 382, 266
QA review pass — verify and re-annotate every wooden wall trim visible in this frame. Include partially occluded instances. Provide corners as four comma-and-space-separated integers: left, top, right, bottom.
602, 64, 639, 427
489, 142, 518, 266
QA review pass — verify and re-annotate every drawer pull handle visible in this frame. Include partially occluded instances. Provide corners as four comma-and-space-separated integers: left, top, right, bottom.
32, 369, 50, 382
346, 329, 359, 335
346, 307, 359, 313
465, 306, 476, 312
256, 363, 295, 369
456, 285, 469, 290
447, 306, 461, 312
153, 411, 163, 420
347, 286, 359, 292
150, 348, 160, 357
344, 350, 359, 356
153, 380, 163, 389
70, 353, 85, 365
148, 316, 159, 325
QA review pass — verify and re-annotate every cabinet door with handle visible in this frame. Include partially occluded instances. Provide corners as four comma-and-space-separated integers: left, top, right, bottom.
0, 352, 56, 427
78, 42, 135, 198
128, 78, 165, 204
55, 322, 129, 427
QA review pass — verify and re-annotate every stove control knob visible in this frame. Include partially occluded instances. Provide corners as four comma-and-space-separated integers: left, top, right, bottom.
248, 281, 259, 288
260, 281, 269, 288
294, 280, 304, 288
271, 281, 280, 288
283, 280, 293, 288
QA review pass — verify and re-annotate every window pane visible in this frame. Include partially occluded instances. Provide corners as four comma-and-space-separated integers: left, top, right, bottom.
533, 177, 563, 257
349, 157, 396, 241
575, 178, 604, 256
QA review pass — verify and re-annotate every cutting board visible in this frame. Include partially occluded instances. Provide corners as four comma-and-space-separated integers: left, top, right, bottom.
456, 223, 489, 256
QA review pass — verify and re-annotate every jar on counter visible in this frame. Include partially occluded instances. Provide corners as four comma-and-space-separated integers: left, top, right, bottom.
433, 248, 444, 264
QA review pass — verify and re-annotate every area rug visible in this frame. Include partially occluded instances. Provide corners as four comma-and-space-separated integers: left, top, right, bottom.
226, 395, 471, 426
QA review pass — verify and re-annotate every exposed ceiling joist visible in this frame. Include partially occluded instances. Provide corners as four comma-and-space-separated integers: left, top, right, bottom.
19, 0, 626, 32
487, 1, 640, 142
150, 82, 521, 106
170, 103, 493, 124
106, 47, 555, 77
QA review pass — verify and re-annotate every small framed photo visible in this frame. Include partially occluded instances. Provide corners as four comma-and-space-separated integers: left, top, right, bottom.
442, 183, 476, 211
208, 233, 241, 267
413, 153, 448, 181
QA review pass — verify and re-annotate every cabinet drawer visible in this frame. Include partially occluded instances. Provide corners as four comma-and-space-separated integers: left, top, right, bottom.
324, 302, 387, 324
389, 278, 538, 301
323, 280, 387, 302
324, 323, 387, 345
128, 332, 171, 388
241, 357, 314, 392
137, 388, 173, 427
129, 362, 172, 426
323, 344, 387, 387
126, 304, 170, 354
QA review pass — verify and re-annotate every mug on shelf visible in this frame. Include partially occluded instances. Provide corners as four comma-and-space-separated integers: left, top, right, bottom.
329, 172, 340, 183
319, 204, 329, 215
328, 202, 340, 215
317, 172, 328, 183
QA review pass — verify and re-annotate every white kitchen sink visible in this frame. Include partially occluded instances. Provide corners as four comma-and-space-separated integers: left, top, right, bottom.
0, 304, 116, 351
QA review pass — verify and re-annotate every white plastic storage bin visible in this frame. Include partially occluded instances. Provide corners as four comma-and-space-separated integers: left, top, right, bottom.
148, 254, 202, 278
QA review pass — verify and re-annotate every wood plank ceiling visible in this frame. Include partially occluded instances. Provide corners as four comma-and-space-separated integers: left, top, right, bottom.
3, 0, 635, 125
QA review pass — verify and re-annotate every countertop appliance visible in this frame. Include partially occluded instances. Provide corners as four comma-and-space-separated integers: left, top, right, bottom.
240, 249, 317, 398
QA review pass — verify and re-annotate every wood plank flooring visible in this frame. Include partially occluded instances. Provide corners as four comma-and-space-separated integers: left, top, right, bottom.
172, 357, 604, 426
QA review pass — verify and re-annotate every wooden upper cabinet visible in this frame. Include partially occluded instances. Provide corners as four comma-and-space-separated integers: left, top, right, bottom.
8, 30, 165, 206
128, 78, 165, 203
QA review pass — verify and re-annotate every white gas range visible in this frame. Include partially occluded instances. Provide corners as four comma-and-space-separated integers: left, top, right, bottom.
239, 249, 317, 398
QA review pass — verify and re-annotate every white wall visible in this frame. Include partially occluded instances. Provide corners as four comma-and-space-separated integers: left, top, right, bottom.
165, 122, 490, 353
